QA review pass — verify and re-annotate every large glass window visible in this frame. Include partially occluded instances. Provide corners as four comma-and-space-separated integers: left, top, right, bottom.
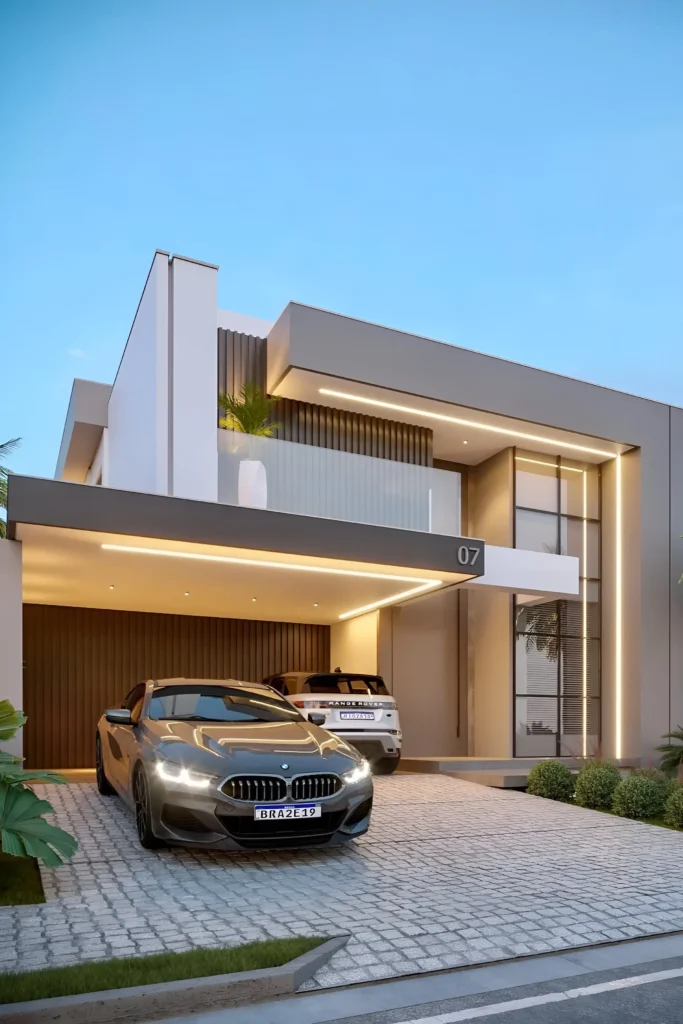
514, 452, 601, 757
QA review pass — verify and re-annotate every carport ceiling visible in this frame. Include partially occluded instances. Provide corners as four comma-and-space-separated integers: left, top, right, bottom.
18, 525, 469, 625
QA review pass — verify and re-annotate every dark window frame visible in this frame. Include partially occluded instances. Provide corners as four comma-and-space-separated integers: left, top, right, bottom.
513, 452, 602, 758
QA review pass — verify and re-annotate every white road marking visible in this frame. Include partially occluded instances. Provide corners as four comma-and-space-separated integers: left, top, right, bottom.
402, 966, 683, 1023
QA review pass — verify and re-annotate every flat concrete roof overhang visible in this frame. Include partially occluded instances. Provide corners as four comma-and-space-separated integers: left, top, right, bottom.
55, 379, 111, 482
8, 476, 483, 624
267, 302, 638, 465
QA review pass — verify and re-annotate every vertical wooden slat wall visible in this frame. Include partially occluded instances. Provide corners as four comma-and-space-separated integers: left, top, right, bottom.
23, 605, 330, 769
217, 329, 432, 467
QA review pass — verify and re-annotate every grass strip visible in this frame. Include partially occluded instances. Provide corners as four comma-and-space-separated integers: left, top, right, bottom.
0, 936, 325, 1005
0, 852, 45, 906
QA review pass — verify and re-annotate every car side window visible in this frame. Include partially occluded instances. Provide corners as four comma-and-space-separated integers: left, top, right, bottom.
269, 677, 285, 695
125, 683, 146, 722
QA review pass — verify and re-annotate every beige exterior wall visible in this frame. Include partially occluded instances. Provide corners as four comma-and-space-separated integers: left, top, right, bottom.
467, 450, 514, 757
0, 540, 23, 757
330, 612, 379, 674
670, 408, 683, 736
388, 588, 462, 757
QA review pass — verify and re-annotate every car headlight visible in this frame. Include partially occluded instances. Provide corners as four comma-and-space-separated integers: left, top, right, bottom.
342, 760, 372, 785
155, 760, 215, 789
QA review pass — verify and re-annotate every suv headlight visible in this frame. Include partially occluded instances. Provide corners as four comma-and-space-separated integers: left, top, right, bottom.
342, 760, 372, 785
155, 760, 215, 789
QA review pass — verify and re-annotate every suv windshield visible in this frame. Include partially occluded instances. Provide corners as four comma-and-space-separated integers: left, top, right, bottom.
149, 685, 302, 723
302, 674, 389, 695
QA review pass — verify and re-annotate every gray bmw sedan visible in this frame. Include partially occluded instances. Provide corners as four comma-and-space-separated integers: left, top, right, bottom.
95, 678, 374, 850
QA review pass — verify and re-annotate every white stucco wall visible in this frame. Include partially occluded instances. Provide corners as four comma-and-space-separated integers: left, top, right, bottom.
330, 612, 379, 674
107, 251, 169, 494
170, 257, 218, 501
0, 541, 23, 758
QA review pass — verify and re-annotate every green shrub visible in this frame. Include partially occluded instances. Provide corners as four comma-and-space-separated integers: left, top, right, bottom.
574, 761, 622, 810
634, 767, 676, 812
526, 760, 575, 802
612, 774, 663, 819
664, 785, 683, 829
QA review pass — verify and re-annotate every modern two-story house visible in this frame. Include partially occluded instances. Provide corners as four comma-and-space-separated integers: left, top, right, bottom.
3, 250, 682, 778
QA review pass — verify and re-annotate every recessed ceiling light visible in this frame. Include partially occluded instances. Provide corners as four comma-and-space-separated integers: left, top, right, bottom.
313, 602, 319, 607
462, 440, 469, 445
251, 597, 257, 602
109, 585, 115, 591
318, 388, 616, 459
184, 592, 189, 597
101, 544, 447, 620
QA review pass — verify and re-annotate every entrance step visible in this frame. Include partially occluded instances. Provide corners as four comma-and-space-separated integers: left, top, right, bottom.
400, 756, 639, 789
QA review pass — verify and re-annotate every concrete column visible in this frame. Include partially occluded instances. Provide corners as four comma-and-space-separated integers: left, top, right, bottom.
0, 540, 23, 758
467, 449, 514, 757
169, 255, 219, 502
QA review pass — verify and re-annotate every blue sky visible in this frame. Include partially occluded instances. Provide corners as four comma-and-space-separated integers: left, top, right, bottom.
2, 0, 682, 480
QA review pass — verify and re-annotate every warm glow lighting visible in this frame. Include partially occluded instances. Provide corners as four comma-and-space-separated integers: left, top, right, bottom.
515, 456, 583, 474
338, 580, 441, 620
321, 389, 616, 459
615, 454, 623, 760
100, 543, 442, 620
582, 470, 588, 757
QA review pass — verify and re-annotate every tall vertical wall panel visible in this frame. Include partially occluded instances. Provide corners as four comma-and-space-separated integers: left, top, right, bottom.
217, 329, 432, 466
23, 605, 330, 769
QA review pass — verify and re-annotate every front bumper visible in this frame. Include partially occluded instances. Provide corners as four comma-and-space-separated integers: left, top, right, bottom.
146, 773, 374, 850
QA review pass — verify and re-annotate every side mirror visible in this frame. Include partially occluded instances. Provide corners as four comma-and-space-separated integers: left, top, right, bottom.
106, 708, 133, 726
308, 712, 326, 727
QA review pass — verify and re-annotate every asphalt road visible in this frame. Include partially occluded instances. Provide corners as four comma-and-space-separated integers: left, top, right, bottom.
154, 936, 683, 1024
321, 960, 683, 1024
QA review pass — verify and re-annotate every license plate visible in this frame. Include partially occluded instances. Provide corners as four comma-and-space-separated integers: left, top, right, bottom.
339, 711, 375, 720
253, 804, 321, 820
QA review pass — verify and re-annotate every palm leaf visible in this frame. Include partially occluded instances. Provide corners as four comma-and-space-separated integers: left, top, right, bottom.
0, 700, 26, 743
0, 783, 77, 865
656, 728, 683, 773
218, 383, 280, 437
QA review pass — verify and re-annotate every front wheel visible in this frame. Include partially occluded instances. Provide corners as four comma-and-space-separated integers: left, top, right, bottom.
374, 755, 401, 776
95, 734, 115, 795
133, 767, 164, 849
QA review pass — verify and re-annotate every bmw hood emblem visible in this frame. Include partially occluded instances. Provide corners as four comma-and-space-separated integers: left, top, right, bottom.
280, 763, 289, 770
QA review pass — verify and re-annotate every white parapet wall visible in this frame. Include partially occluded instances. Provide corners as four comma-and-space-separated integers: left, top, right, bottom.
462, 545, 580, 598
0, 540, 23, 758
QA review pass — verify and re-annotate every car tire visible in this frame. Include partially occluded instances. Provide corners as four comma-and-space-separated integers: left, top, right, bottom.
133, 766, 164, 849
374, 756, 401, 775
95, 733, 116, 795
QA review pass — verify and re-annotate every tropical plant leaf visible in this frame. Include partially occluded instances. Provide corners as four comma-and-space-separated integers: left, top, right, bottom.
0, 699, 27, 743
657, 728, 683, 774
0, 783, 77, 865
0, 764, 67, 787
218, 382, 280, 437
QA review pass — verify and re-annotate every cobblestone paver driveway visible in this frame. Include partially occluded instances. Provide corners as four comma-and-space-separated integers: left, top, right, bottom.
3, 775, 683, 988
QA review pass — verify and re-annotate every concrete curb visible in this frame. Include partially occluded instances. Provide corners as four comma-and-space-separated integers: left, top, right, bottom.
0, 935, 349, 1024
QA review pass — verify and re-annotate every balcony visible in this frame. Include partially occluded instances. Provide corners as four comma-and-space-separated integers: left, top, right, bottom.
217, 430, 461, 536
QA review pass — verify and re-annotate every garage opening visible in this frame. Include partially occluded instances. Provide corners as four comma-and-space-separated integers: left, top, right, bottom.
23, 605, 329, 769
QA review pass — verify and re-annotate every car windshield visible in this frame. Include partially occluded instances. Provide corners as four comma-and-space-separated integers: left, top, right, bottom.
302, 674, 389, 695
149, 685, 303, 723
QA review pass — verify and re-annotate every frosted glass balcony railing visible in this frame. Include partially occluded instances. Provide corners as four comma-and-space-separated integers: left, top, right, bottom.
217, 430, 461, 536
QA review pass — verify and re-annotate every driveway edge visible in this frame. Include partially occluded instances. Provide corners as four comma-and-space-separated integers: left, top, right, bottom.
0, 935, 349, 1024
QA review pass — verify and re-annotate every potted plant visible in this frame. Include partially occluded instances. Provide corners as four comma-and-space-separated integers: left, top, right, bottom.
218, 383, 280, 510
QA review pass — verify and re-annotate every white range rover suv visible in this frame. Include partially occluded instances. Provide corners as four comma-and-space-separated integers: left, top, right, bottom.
263, 670, 402, 774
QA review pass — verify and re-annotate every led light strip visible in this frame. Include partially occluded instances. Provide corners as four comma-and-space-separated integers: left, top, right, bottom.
515, 456, 583, 473
582, 469, 588, 757
100, 544, 442, 621
320, 388, 616, 459
615, 455, 623, 760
